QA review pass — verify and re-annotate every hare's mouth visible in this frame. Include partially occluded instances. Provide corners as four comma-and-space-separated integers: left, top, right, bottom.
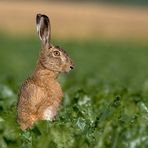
63, 67, 73, 73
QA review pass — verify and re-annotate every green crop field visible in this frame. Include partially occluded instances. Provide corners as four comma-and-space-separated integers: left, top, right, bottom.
0, 35, 148, 148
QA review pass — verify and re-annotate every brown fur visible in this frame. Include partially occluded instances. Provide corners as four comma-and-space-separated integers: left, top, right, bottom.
17, 14, 74, 130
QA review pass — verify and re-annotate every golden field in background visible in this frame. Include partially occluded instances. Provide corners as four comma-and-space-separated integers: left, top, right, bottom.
0, 1, 148, 40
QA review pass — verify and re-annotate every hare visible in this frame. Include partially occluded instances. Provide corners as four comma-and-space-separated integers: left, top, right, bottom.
17, 14, 74, 130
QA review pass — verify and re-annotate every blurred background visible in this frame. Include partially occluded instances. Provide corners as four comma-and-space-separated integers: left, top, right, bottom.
0, 0, 148, 147
0, 0, 148, 83
0, 0, 148, 40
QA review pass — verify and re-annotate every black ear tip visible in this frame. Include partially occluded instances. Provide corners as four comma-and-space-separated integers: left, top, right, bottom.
36, 14, 41, 24
36, 14, 42, 19
42, 14, 49, 22
37, 13, 41, 16
36, 14, 49, 19
36, 14, 49, 24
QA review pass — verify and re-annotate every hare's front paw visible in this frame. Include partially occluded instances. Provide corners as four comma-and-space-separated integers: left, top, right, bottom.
43, 106, 56, 121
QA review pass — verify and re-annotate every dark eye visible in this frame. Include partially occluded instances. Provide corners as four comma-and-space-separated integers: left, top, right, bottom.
53, 50, 60, 56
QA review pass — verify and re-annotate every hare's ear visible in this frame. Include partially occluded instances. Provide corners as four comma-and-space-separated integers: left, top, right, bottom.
36, 14, 51, 47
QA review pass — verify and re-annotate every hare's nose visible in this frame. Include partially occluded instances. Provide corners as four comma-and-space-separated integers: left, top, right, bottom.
70, 66, 74, 69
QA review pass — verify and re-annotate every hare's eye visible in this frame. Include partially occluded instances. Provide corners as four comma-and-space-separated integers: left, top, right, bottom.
53, 51, 60, 56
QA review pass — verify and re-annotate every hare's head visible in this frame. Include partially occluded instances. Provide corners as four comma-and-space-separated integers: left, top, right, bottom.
36, 14, 74, 73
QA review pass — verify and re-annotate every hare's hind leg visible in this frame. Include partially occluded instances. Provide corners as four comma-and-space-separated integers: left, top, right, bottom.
17, 104, 38, 130
17, 110, 38, 130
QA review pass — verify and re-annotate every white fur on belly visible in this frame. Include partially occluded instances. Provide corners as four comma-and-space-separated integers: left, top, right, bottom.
43, 107, 54, 121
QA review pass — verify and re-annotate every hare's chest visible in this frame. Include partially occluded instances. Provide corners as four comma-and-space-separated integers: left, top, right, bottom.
45, 81, 63, 100
41, 84, 63, 120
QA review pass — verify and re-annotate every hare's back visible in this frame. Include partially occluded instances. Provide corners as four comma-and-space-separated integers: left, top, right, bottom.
17, 78, 47, 112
